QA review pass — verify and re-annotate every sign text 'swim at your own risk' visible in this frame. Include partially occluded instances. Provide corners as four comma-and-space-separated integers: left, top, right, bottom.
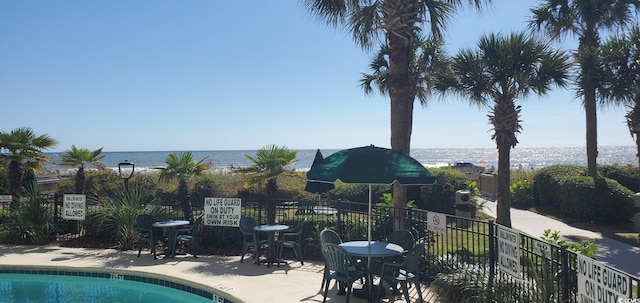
203, 198, 241, 227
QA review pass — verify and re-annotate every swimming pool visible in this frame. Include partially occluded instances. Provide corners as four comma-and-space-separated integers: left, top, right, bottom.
0, 267, 237, 303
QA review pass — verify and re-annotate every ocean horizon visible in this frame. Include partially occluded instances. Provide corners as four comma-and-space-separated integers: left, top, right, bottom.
42, 145, 638, 174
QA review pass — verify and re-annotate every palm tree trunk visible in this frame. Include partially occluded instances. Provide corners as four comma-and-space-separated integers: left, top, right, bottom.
388, 35, 413, 230
585, 88, 598, 177
9, 159, 24, 211
178, 178, 192, 221
496, 145, 512, 228
635, 133, 640, 192
75, 167, 85, 194
266, 178, 277, 225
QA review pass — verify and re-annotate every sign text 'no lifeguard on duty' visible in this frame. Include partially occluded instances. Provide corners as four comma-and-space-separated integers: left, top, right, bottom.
203, 198, 241, 227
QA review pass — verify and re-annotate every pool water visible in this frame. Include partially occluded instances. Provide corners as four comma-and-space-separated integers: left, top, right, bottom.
0, 274, 219, 303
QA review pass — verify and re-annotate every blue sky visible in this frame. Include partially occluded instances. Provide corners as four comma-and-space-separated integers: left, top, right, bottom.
0, 1, 633, 153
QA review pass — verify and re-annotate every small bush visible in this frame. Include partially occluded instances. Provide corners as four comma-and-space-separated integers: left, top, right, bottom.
510, 180, 534, 209
419, 168, 469, 214
558, 176, 634, 223
533, 165, 587, 206
431, 263, 533, 303
598, 164, 640, 192
327, 183, 390, 204
16, 182, 53, 244
533, 165, 635, 223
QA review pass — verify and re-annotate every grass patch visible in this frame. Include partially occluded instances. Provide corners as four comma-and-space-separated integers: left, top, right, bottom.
431, 220, 492, 261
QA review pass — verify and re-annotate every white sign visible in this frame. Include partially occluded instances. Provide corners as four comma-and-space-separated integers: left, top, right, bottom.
577, 254, 629, 303
533, 239, 552, 259
0, 195, 12, 203
203, 198, 241, 227
497, 225, 520, 278
427, 212, 447, 234
62, 194, 86, 220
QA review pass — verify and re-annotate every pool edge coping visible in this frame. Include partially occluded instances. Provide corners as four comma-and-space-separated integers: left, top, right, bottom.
0, 264, 243, 303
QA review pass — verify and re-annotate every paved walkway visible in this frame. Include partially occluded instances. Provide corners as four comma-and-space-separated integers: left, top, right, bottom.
482, 199, 640, 277
0, 245, 439, 303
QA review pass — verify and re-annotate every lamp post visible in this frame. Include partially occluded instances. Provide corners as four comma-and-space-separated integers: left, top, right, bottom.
118, 160, 135, 192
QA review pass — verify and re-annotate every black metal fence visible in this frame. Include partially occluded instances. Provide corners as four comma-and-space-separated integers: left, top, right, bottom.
2, 195, 639, 302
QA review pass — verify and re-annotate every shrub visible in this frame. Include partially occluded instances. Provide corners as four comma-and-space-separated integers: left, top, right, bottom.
431, 262, 532, 303
510, 180, 534, 209
598, 164, 640, 192
15, 182, 53, 244
327, 183, 390, 204
558, 176, 634, 223
533, 165, 587, 207
419, 168, 469, 214
84, 186, 172, 250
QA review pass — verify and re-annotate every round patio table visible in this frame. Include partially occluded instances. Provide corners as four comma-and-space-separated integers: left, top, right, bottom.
152, 220, 190, 259
254, 224, 289, 267
339, 241, 404, 302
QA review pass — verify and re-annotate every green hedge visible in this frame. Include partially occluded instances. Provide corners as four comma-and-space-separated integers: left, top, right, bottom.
533, 165, 635, 223
533, 165, 587, 207
598, 164, 640, 193
419, 168, 470, 214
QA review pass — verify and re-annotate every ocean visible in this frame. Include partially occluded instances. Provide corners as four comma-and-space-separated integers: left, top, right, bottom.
43, 145, 638, 174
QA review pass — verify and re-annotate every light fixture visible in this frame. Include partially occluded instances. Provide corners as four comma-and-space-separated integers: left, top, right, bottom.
118, 160, 135, 192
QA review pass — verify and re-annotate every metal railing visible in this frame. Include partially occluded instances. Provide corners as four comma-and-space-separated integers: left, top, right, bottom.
2, 195, 639, 301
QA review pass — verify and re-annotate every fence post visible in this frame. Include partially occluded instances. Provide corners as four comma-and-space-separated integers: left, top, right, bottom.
561, 245, 570, 303
488, 220, 495, 288
407, 208, 413, 232
54, 192, 60, 221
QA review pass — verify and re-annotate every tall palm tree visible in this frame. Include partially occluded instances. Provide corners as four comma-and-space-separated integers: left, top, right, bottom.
59, 145, 105, 194
361, 35, 449, 141
598, 25, 640, 188
0, 127, 58, 210
155, 152, 207, 221
530, 0, 640, 177
303, 0, 491, 215
435, 32, 571, 227
239, 144, 298, 224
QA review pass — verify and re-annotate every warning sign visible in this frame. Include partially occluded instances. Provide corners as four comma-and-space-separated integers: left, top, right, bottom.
497, 225, 520, 278
62, 194, 86, 220
203, 198, 241, 227
427, 212, 446, 234
577, 254, 629, 303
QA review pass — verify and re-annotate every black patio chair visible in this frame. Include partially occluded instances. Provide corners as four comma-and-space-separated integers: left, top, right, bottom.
239, 216, 266, 263
176, 215, 203, 258
321, 243, 366, 303
136, 214, 157, 258
277, 218, 306, 265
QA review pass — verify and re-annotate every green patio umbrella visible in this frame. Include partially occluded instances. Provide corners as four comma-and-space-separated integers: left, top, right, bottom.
306, 145, 436, 243
304, 149, 335, 195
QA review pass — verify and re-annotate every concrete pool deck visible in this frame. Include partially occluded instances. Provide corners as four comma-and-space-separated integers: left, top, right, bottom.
0, 245, 438, 303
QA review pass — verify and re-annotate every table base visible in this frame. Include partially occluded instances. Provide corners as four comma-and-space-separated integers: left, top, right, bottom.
256, 257, 287, 268
352, 283, 385, 302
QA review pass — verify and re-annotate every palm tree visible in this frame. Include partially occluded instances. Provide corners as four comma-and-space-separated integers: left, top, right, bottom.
598, 25, 640, 188
435, 32, 571, 227
155, 152, 207, 221
360, 35, 449, 141
530, 0, 640, 177
303, 0, 491, 214
239, 144, 298, 224
59, 145, 105, 194
0, 127, 58, 210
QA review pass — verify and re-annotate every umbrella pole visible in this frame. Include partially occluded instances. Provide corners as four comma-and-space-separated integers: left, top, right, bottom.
367, 183, 372, 301
368, 183, 372, 245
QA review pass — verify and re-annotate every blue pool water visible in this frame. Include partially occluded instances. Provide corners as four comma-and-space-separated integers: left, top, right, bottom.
0, 273, 224, 303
